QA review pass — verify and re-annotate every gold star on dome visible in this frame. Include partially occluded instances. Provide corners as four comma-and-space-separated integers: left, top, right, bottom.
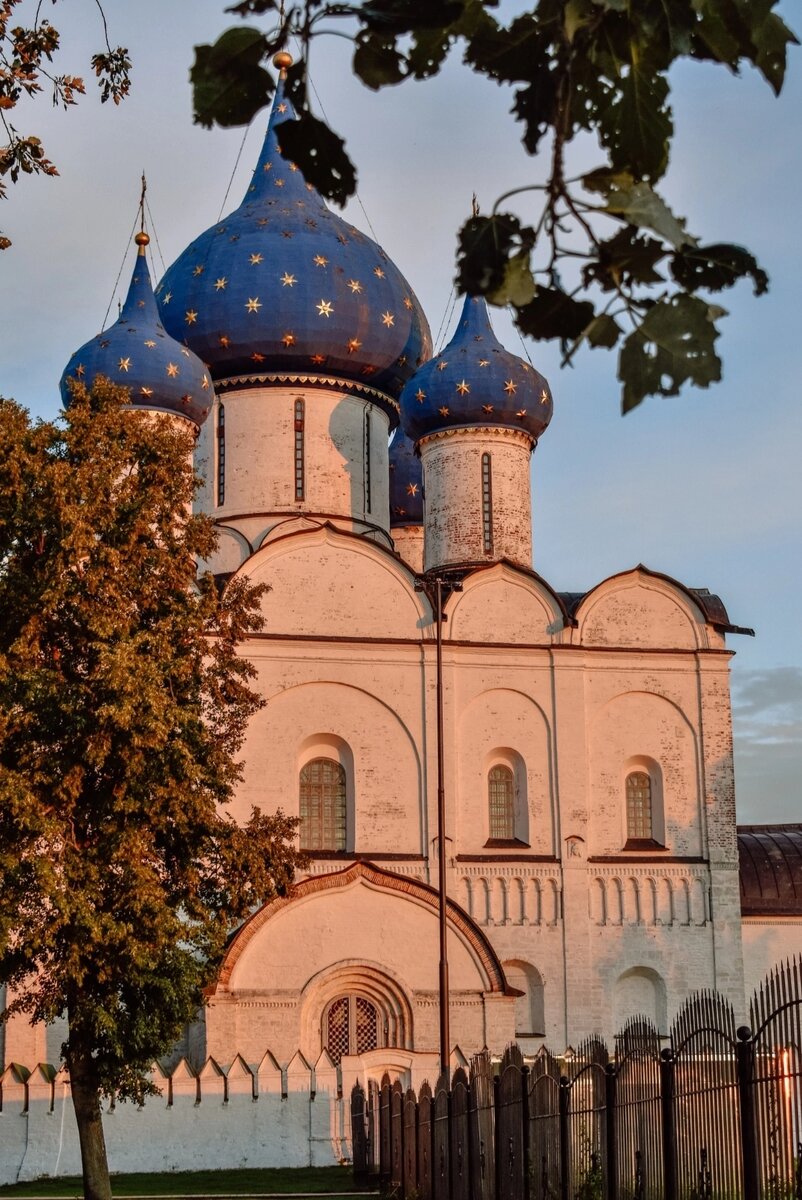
262, 161, 272, 172
289, 162, 299, 172
277, 102, 288, 114
540, 388, 549, 405
407, 483, 419, 496
439, 406, 450, 417
118, 357, 131, 372
257, 217, 269, 227
185, 310, 198, 325
274, 178, 285, 188
483, 404, 494, 414
219, 335, 231, 348
214, 277, 228, 291
504, 379, 517, 395
437, 360, 448, 371
193, 265, 204, 277
337, 234, 348, 245
202, 376, 210, 389
347, 338, 362, 354
166, 363, 179, 377
398, 354, 407, 366
249, 253, 264, 265
282, 331, 296, 346
310, 354, 325, 365
317, 299, 334, 318
251, 352, 265, 364
516, 409, 528, 418
347, 279, 363, 293
74, 363, 85, 377
374, 266, 385, 278
306, 218, 318, 230
279, 273, 296, 288
478, 358, 490, 367
456, 380, 470, 395
404, 297, 413, 310
522, 363, 530, 372
137, 299, 146, 308
381, 311, 395, 327
281, 229, 293, 239
415, 388, 426, 404
144, 339, 156, 348
246, 297, 262, 313
140, 386, 154, 397
362, 365, 376, 376
306, 182, 314, 192
162, 291, 172, 304
314, 254, 329, 267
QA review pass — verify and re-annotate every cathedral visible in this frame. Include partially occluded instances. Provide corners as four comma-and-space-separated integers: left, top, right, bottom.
3, 58, 800, 1133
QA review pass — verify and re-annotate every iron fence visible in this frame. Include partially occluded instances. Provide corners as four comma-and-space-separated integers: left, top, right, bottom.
351, 957, 802, 1199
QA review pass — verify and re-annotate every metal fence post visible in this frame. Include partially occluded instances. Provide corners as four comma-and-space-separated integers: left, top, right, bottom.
559, 1075, 570, 1200
605, 1063, 618, 1200
659, 1048, 677, 1200
521, 1063, 531, 1200
351, 1082, 368, 1185
736, 1025, 760, 1200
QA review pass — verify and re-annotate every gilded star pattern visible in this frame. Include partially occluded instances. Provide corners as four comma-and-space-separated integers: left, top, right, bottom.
75, 364, 85, 377
140, 386, 154, 397
219, 335, 231, 348
516, 409, 528, 418
246, 298, 262, 313
313, 254, 328, 267
347, 279, 363, 294
374, 267, 385, 278
415, 388, 426, 403
185, 310, 198, 325
317, 300, 334, 318
483, 405, 494, 414
311, 354, 325, 365
347, 338, 362, 354
281, 272, 297, 287
437, 361, 448, 371
381, 311, 395, 327
456, 380, 470, 395
478, 359, 490, 367
540, 389, 549, 405
250, 253, 264, 265
282, 332, 296, 346
193, 265, 204, 277
404, 297, 413, 310
180, 347, 191, 357
504, 380, 517, 395
406, 483, 419, 496
119, 357, 131, 372
166, 363, 179, 377
202, 376, 210, 389
214, 277, 228, 290
251, 352, 265, 363
281, 230, 293, 239
275, 178, 285, 188
162, 291, 172, 304
277, 102, 288, 113
439, 406, 450, 417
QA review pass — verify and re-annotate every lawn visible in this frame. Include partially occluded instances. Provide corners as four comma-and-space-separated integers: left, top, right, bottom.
0, 1166, 375, 1197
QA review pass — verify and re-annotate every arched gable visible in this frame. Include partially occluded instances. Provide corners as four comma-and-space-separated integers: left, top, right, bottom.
576, 566, 709, 650
235, 523, 428, 638
447, 562, 568, 644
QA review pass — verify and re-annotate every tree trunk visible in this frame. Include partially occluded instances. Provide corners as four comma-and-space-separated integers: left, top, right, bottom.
67, 1035, 112, 1200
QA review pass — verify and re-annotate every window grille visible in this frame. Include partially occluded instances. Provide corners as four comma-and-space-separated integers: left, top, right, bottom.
364, 409, 372, 514
299, 757, 346, 851
216, 404, 225, 506
325, 995, 379, 1063
294, 398, 305, 500
481, 452, 493, 553
626, 771, 653, 840
489, 764, 515, 840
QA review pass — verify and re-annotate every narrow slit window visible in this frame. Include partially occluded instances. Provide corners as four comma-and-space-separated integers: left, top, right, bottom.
364, 409, 372, 514
489, 764, 515, 840
216, 403, 226, 507
294, 398, 305, 501
481, 452, 493, 553
626, 771, 653, 840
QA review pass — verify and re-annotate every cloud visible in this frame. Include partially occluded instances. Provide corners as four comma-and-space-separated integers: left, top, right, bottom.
732, 668, 802, 823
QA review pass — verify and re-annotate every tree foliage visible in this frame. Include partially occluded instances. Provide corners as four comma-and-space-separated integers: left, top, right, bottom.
0, 381, 305, 1200
0, 0, 131, 248
191, 0, 795, 411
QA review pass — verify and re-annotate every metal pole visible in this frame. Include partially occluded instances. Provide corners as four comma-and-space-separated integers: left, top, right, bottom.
435, 575, 450, 1079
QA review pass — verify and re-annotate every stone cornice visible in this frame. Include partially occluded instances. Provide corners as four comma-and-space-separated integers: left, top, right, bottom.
418, 425, 535, 451
213, 371, 400, 416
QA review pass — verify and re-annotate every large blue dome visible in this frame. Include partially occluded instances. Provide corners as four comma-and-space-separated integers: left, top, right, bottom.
389, 427, 423, 526
401, 295, 553, 444
157, 77, 431, 426
60, 235, 211, 426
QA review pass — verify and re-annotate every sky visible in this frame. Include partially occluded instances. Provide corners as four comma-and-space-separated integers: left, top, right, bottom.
1, 1, 800, 823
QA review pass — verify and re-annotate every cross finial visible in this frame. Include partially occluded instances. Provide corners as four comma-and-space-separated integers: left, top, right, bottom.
471, 193, 480, 218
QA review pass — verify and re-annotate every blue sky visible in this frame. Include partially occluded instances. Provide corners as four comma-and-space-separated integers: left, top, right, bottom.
1, 1, 800, 821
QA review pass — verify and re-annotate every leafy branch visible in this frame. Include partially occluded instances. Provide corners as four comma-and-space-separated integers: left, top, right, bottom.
191, 0, 796, 411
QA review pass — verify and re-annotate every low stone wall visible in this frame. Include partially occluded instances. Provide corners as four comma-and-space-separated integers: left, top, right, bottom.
0, 1050, 348, 1185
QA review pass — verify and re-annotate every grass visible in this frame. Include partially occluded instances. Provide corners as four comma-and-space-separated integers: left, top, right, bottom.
0, 1166, 376, 1197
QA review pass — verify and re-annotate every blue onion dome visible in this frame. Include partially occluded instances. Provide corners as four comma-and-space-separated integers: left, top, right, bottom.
400, 294, 553, 444
389, 426, 423, 526
60, 232, 212, 426
157, 69, 431, 427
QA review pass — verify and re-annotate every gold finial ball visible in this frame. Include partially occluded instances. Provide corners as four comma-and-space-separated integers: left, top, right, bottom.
134, 231, 150, 247
273, 50, 293, 70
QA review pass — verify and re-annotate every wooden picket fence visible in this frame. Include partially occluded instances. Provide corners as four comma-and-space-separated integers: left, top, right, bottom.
352, 958, 802, 1199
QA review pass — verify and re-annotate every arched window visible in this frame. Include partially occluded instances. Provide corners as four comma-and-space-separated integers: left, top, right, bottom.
299, 757, 346, 851
324, 995, 380, 1063
489, 764, 515, 840
216, 403, 225, 506
626, 771, 653, 841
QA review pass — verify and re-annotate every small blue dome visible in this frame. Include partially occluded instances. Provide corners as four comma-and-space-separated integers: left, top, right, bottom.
157, 77, 431, 426
389, 427, 423, 526
400, 295, 553, 444
61, 237, 211, 426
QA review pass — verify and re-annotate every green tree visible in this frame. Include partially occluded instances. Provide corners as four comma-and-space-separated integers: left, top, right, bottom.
0, 381, 305, 1200
0, 0, 131, 248
191, 0, 797, 411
